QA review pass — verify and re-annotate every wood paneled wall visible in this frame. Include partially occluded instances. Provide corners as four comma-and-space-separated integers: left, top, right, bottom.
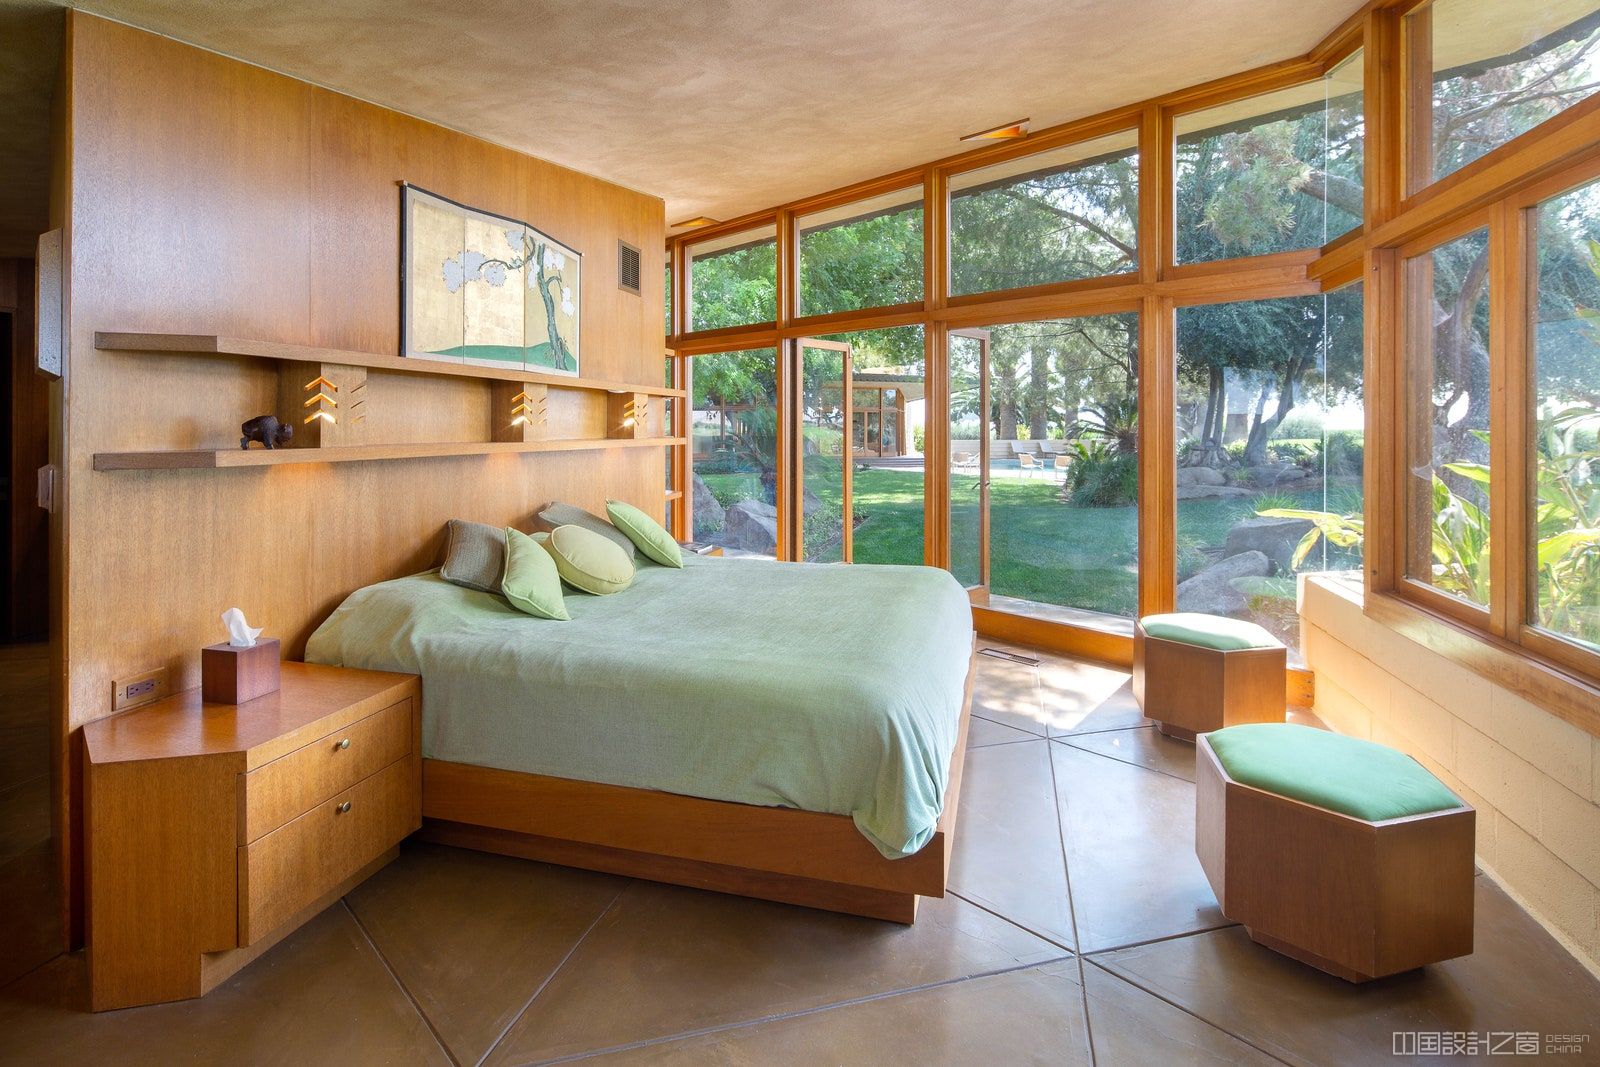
59, 13, 665, 934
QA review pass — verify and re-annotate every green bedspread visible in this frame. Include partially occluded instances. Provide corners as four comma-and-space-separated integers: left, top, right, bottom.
304, 555, 974, 859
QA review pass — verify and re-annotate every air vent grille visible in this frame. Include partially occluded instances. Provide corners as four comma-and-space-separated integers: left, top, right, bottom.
617, 241, 642, 295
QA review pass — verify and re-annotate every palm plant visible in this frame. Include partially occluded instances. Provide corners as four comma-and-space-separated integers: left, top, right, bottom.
1068, 395, 1138, 454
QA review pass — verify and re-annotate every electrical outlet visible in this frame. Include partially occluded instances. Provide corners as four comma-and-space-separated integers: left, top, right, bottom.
113, 667, 170, 712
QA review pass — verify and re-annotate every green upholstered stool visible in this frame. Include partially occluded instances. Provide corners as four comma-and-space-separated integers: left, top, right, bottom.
1196, 723, 1476, 982
1132, 612, 1286, 741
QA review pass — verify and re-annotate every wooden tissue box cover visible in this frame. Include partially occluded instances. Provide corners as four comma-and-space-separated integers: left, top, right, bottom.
201, 638, 281, 704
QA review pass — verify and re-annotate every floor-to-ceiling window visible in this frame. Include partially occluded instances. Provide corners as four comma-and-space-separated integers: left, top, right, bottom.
812, 325, 927, 566
957, 313, 1141, 622
1174, 289, 1364, 657
688, 348, 779, 554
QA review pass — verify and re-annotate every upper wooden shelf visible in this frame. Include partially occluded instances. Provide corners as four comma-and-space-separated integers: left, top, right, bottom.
94, 435, 686, 471
95, 332, 685, 398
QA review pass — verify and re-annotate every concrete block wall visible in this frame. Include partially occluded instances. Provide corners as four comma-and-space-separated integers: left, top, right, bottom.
1300, 577, 1600, 975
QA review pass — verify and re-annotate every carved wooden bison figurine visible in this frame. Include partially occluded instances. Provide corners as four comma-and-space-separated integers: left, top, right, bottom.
241, 414, 294, 450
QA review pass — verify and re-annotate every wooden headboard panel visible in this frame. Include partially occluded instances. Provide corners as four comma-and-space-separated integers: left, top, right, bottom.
58, 12, 666, 924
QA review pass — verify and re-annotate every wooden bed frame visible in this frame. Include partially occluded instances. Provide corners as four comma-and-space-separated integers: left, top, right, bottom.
417, 644, 977, 922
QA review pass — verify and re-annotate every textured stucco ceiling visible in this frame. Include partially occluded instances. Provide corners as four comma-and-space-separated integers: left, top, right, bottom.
1, 0, 1365, 240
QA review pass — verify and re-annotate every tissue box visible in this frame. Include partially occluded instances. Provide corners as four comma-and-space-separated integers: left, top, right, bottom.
201, 638, 281, 704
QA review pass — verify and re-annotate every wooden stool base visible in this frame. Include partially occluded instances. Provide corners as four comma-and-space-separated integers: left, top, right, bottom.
1247, 928, 1381, 984
1133, 622, 1286, 738
1196, 736, 1475, 983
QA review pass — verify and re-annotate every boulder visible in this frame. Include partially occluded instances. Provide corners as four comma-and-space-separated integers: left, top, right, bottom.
1175, 466, 1227, 487
691, 474, 724, 531
1223, 516, 1314, 575
1175, 484, 1257, 500
723, 499, 779, 555
1175, 550, 1271, 616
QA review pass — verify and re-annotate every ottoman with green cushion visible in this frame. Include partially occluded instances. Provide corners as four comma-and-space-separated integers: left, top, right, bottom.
1132, 612, 1286, 741
1196, 723, 1476, 982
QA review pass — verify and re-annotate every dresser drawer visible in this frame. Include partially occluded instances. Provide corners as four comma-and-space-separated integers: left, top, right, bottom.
241, 698, 413, 843
238, 756, 419, 944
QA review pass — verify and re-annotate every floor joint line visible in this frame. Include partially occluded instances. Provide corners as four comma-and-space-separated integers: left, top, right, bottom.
342, 896, 460, 1067
524, 955, 1075, 1066
480, 879, 631, 1067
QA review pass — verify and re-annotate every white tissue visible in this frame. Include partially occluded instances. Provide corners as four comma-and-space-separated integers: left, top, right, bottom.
222, 607, 263, 649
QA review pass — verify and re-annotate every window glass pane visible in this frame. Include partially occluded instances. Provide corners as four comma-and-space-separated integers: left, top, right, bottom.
689, 348, 778, 555
950, 131, 1139, 296
1176, 61, 1365, 263
1176, 291, 1365, 661
1532, 179, 1600, 651
818, 326, 926, 566
948, 333, 987, 588
800, 343, 848, 563
1416, 0, 1600, 187
687, 224, 777, 332
664, 263, 673, 336
798, 188, 924, 316
1404, 228, 1492, 606
979, 314, 1140, 621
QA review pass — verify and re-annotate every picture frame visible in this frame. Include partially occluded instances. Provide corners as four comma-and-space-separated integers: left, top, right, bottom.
399, 183, 581, 376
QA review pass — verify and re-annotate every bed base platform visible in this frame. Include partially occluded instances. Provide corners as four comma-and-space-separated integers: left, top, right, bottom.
417, 645, 976, 923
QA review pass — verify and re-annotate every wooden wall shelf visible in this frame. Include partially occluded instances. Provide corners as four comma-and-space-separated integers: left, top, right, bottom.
95, 436, 685, 471
95, 333, 686, 398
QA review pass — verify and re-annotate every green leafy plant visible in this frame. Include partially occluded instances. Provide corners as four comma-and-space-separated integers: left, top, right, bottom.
1532, 405, 1600, 644
1061, 439, 1137, 508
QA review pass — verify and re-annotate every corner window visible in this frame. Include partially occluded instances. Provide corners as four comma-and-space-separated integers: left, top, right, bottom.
1176, 59, 1365, 263
1408, 0, 1600, 190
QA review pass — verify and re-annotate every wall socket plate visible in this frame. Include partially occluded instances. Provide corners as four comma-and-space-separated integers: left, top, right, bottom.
112, 666, 170, 712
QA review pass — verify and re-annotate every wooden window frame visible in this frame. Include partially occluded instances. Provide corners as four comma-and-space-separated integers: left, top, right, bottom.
658, 0, 1600, 724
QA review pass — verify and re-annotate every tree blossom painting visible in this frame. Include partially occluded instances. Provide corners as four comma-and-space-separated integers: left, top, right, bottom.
401, 184, 581, 374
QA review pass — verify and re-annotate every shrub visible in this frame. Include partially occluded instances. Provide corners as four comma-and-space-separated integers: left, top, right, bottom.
1063, 441, 1137, 507
912, 425, 925, 453
1272, 413, 1325, 440
1267, 439, 1317, 462
1319, 430, 1365, 475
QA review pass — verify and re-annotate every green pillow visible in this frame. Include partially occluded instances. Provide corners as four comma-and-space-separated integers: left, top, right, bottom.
606, 500, 682, 568
538, 502, 636, 560
500, 528, 569, 621
546, 524, 635, 595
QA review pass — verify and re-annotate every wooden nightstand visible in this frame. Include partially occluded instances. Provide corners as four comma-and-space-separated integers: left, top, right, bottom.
83, 662, 421, 1011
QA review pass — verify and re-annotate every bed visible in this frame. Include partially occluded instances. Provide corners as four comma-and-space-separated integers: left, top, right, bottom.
304, 553, 976, 921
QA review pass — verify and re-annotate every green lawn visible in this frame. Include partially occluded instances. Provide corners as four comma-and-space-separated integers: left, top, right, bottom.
701, 467, 1360, 618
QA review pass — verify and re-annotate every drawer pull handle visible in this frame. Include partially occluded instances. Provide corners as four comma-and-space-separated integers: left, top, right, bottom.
335, 738, 351, 750
336, 801, 352, 815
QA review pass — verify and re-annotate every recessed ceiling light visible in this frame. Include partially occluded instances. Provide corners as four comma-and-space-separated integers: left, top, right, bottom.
960, 118, 1030, 143
672, 216, 721, 230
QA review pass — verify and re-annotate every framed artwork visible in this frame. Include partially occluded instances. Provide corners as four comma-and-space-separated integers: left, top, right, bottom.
400, 183, 581, 375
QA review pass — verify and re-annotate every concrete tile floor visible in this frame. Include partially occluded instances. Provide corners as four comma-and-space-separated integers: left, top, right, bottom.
2, 641, 1598, 1065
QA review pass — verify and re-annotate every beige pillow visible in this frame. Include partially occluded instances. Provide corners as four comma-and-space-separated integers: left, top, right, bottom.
546, 524, 634, 595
